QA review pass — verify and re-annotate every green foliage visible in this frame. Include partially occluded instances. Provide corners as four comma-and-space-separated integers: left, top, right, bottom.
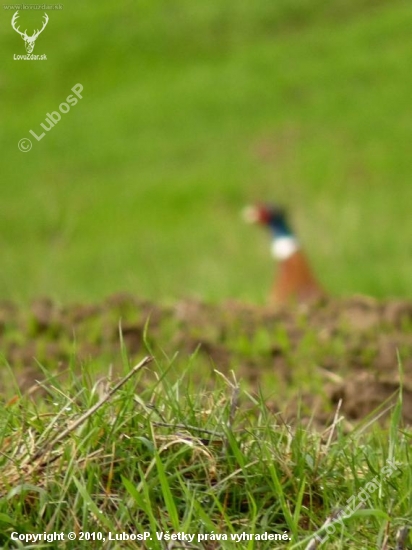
0, 356, 410, 548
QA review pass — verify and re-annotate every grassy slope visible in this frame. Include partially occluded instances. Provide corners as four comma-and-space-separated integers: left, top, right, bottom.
0, 357, 410, 549
1, 3, 412, 547
1, 0, 412, 303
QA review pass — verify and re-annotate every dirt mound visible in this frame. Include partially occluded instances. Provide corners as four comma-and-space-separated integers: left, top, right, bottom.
1, 294, 412, 426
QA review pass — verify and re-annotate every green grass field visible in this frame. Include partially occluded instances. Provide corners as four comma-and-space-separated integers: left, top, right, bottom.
1, 2, 412, 548
1, 354, 411, 549
1, 0, 412, 303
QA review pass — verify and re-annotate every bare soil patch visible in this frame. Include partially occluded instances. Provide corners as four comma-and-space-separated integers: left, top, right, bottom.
1, 294, 412, 426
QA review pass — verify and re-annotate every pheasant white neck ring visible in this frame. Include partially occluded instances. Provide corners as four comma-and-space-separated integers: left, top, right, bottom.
271, 236, 300, 260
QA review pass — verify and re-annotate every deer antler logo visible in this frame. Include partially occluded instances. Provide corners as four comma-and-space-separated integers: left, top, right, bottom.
11, 11, 49, 54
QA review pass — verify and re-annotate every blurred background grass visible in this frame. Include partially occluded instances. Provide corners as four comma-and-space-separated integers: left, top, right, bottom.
1, 0, 411, 304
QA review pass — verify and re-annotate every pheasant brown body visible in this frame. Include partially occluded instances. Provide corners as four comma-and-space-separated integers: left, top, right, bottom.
272, 248, 324, 306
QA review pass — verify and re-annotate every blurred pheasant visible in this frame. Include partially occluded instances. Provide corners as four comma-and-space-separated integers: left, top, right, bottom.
243, 204, 324, 306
